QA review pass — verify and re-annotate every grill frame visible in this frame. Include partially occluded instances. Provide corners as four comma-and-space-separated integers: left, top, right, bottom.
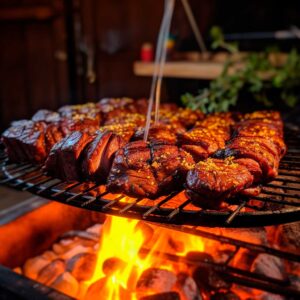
0, 127, 300, 228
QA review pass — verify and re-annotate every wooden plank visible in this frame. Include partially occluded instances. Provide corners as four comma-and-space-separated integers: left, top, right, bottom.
134, 61, 224, 79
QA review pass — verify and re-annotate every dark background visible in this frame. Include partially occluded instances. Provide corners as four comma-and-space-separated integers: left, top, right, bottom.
0, 0, 299, 130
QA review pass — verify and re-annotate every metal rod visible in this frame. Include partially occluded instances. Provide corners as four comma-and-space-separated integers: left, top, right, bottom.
167, 199, 191, 220
65, 183, 100, 202
180, 0, 207, 54
81, 192, 108, 207
22, 177, 54, 192
261, 189, 300, 199
155, 224, 300, 262
142, 191, 181, 218
225, 201, 247, 224
119, 198, 143, 214
35, 179, 62, 195
265, 183, 300, 192
51, 182, 82, 197
101, 195, 126, 210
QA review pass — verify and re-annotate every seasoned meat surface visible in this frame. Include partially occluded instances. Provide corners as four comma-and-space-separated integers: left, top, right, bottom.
107, 141, 194, 198
178, 113, 234, 162
186, 158, 254, 209
45, 131, 93, 181
132, 125, 177, 144
82, 131, 126, 182
186, 110, 286, 209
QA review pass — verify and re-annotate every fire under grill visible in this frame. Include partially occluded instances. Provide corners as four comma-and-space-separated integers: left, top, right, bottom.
0, 199, 300, 299
1, 126, 300, 228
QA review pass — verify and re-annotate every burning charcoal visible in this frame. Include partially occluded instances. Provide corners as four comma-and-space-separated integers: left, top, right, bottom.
61, 245, 94, 260
219, 228, 268, 246
86, 223, 103, 236
275, 222, 300, 254
41, 250, 57, 261
251, 254, 286, 281
66, 252, 97, 281
23, 256, 51, 280
175, 272, 202, 300
139, 291, 180, 300
136, 268, 177, 294
135, 221, 154, 245
61, 230, 99, 242
186, 252, 213, 263
231, 249, 257, 270
210, 291, 240, 300
257, 293, 285, 300
51, 272, 79, 298
102, 257, 127, 276
36, 259, 65, 285
192, 265, 231, 291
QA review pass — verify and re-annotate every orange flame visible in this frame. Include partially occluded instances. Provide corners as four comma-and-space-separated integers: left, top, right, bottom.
85, 214, 205, 300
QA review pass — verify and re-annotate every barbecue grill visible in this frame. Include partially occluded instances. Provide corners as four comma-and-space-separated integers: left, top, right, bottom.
1, 198, 300, 299
1, 124, 299, 228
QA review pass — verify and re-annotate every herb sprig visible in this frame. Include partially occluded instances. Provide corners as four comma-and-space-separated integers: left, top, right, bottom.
182, 27, 300, 113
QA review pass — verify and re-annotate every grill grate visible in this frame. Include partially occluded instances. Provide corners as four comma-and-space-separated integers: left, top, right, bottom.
1, 127, 300, 228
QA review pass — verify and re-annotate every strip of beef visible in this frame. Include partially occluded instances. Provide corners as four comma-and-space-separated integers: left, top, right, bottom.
43, 136, 69, 178
17, 121, 48, 163
82, 131, 126, 182
1, 120, 33, 162
224, 136, 280, 179
44, 131, 93, 181
178, 113, 234, 162
132, 125, 177, 144
159, 107, 204, 130
104, 113, 145, 127
107, 141, 194, 198
232, 119, 286, 157
97, 97, 137, 121
99, 124, 136, 143
44, 123, 65, 151
31, 109, 60, 123
58, 103, 101, 120
186, 111, 286, 208
186, 158, 254, 209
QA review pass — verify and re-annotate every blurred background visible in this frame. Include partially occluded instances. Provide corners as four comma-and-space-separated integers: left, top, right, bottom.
0, 0, 300, 131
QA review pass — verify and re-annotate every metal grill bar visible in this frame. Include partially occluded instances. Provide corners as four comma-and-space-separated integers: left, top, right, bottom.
1, 128, 300, 228
139, 248, 300, 298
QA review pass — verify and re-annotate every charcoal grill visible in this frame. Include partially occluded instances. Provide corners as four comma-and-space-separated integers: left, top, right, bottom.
1, 198, 300, 299
0, 126, 299, 228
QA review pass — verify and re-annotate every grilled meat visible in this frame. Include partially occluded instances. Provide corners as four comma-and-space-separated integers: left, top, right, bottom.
31, 109, 60, 123
132, 125, 177, 144
186, 158, 254, 209
104, 113, 145, 127
97, 97, 138, 121
82, 131, 126, 182
178, 113, 234, 162
44, 131, 93, 181
2, 120, 33, 162
107, 141, 194, 198
186, 111, 286, 208
224, 137, 279, 179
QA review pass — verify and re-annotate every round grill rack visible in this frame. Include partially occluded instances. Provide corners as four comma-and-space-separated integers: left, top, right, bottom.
0, 127, 300, 228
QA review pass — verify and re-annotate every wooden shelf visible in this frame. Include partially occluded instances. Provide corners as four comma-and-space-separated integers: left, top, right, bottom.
134, 61, 226, 80
134, 52, 287, 80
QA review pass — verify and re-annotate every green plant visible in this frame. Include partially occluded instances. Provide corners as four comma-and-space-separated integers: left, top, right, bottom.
182, 28, 300, 113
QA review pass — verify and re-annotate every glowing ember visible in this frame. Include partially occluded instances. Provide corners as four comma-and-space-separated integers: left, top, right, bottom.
85, 215, 205, 300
